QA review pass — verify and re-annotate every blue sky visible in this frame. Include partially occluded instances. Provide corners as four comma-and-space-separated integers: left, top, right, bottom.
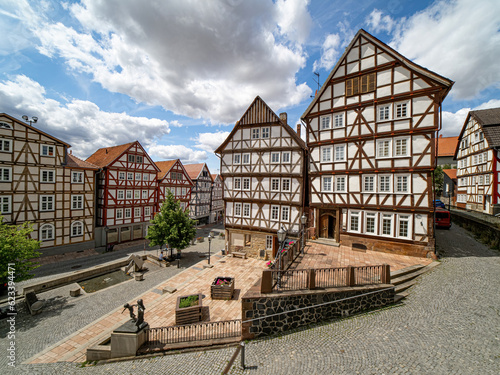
1, 0, 499, 173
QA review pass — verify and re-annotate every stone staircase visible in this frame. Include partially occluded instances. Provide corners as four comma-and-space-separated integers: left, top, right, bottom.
391, 261, 440, 303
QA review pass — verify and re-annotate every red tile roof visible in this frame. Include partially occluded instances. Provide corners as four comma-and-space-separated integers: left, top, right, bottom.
437, 136, 459, 157
184, 163, 212, 181
443, 169, 457, 180
85, 142, 135, 167
155, 160, 177, 179
67, 153, 99, 170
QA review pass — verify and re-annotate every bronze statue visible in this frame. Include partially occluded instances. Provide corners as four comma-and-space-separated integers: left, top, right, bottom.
122, 303, 136, 322
121, 300, 147, 331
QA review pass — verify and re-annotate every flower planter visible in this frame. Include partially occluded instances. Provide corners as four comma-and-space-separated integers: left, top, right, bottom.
197, 237, 204, 243
210, 277, 235, 300
175, 293, 203, 325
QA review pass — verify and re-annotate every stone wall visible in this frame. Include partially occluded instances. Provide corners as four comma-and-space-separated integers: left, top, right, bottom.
227, 229, 272, 260
241, 284, 394, 339
451, 210, 500, 250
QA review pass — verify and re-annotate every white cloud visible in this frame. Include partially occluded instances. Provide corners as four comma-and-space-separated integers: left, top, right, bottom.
387, 0, 500, 100
441, 99, 500, 136
148, 144, 207, 164
0, 75, 171, 158
365, 9, 396, 34
313, 33, 341, 72
474, 99, 500, 111
10, 0, 313, 124
194, 131, 231, 153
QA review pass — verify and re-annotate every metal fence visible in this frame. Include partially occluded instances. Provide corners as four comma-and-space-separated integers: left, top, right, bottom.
144, 319, 241, 350
271, 269, 309, 291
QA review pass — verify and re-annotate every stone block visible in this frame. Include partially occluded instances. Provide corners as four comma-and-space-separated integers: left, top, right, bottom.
70, 288, 81, 297
162, 286, 177, 294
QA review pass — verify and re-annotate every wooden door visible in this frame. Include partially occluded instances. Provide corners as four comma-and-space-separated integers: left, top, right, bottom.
320, 215, 329, 238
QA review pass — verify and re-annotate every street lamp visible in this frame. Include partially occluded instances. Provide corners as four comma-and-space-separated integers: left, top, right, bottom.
300, 214, 307, 254
22, 115, 38, 126
207, 231, 215, 265
277, 227, 286, 288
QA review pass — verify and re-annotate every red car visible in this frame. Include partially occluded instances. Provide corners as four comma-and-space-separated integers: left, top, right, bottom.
435, 208, 452, 229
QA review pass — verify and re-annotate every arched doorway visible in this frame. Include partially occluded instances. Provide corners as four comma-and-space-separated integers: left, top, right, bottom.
319, 213, 336, 239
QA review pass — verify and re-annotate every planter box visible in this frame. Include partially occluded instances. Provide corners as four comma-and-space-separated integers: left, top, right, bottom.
175, 294, 203, 325
211, 277, 235, 300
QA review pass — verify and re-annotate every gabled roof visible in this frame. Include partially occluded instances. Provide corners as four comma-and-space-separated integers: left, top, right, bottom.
215, 96, 306, 154
302, 29, 454, 119
437, 136, 459, 157
0, 113, 71, 147
184, 163, 212, 181
67, 153, 99, 170
443, 169, 457, 180
86, 142, 135, 167
155, 159, 194, 185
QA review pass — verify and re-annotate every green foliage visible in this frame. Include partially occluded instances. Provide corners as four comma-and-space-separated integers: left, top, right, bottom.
178, 294, 199, 308
146, 191, 197, 251
0, 217, 41, 284
433, 165, 444, 196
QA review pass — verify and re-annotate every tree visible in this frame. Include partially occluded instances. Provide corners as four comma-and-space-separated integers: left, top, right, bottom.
146, 191, 197, 255
433, 165, 444, 197
0, 218, 41, 285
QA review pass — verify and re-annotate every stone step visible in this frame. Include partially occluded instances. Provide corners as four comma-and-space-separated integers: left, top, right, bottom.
392, 261, 440, 301
394, 291, 409, 303
308, 239, 340, 247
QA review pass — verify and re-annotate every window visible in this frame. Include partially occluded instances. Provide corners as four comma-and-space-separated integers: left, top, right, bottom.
135, 173, 141, 181
478, 195, 483, 203
128, 154, 135, 163
378, 105, 390, 121
242, 153, 250, 165
321, 146, 332, 162
72, 171, 83, 183
334, 145, 345, 161
394, 138, 408, 156
381, 214, 393, 236
360, 73, 376, 93
396, 176, 409, 193
40, 224, 54, 241
71, 195, 83, 210
271, 152, 280, 163
281, 206, 289, 222
398, 215, 410, 238
0, 196, 11, 214
41, 145, 54, 156
271, 178, 280, 191
0, 122, 12, 129
282, 152, 291, 163
127, 172, 133, 180
40, 195, 54, 211
363, 176, 375, 192
234, 178, 241, 190
322, 176, 332, 192
41, 170, 55, 183
0, 139, 12, 152
234, 203, 242, 216
245, 234, 251, 247
233, 154, 241, 164
479, 175, 484, 185
266, 235, 273, 250
377, 140, 391, 158
486, 175, 491, 185
252, 128, 260, 139
350, 211, 360, 232
145, 207, 151, 216
335, 176, 346, 192
142, 190, 148, 199
366, 213, 376, 234
125, 208, 132, 218
126, 190, 132, 199
242, 178, 250, 190
396, 103, 408, 118
143, 174, 149, 181
346, 77, 359, 96
478, 153, 483, 164
282, 178, 290, 192
119, 172, 125, 180
321, 116, 331, 130
474, 155, 478, 165
135, 207, 141, 217
71, 221, 83, 237
116, 209, 123, 219
346, 73, 376, 96
134, 190, 140, 199
136, 155, 143, 163
379, 175, 391, 192
262, 127, 270, 138
334, 114, 344, 128
243, 203, 250, 217
0, 167, 11, 182
271, 205, 279, 220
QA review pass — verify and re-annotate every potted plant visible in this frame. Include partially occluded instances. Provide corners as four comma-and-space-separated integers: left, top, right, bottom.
175, 293, 203, 325
197, 237, 204, 243
210, 277, 235, 300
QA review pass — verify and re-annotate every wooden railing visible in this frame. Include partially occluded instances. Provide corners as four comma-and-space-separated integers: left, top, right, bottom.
261, 264, 391, 293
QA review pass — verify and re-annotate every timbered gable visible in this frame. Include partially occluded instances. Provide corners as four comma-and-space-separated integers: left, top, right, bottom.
185, 163, 213, 223
156, 159, 193, 212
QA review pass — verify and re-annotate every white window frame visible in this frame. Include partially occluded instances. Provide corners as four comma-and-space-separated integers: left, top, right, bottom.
72, 171, 83, 183
334, 113, 344, 128
0, 139, 12, 153
321, 146, 332, 163
349, 211, 360, 233
271, 152, 280, 164
381, 214, 393, 237
233, 154, 241, 165
271, 205, 279, 221
41, 145, 55, 157
334, 144, 346, 162
281, 206, 290, 222
145, 207, 151, 216
234, 178, 241, 190
271, 178, 280, 192
242, 177, 250, 191
252, 128, 260, 139
116, 209, 123, 219
394, 137, 409, 157
135, 173, 141, 181
335, 176, 346, 192
266, 235, 273, 250
142, 190, 148, 199
365, 212, 377, 235
242, 153, 251, 165
128, 154, 135, 163
282, 152, 291, 163
0, 196, 11, 214
136, 155, 143, 163
71, 195, 83, 210
321, 115, 331, 130
127, 172, 133, 180
395, 102, 408, 118
397, 214, 411, 239
143, 174, 149, 181
71, 221, 84, 237
40, 224, 55, 241
126, 190, 132, 199
234, 203, 242, 217
134, 207, 141, 217
134, 190, 140, 199
0, 167, 12, 182
41, 169, 55, 183
119, 172, 125, 180
282, 178, 291, 192
377, 139, 391, 158
379, 175, 391, 193
378, 105, 391, 121
395, 175, 409, 193
125, 208, 132, 218
243, 203, 250, 218
262, 127, 270, 138
322, 176, 332, 192
40, 195, 54, 211
363, 175, 375, 192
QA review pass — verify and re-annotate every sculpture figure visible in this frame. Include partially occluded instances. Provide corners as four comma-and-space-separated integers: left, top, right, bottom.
122, 303, 136, 322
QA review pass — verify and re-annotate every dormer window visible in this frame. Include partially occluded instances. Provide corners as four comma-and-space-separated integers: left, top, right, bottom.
0, 122, 13, 129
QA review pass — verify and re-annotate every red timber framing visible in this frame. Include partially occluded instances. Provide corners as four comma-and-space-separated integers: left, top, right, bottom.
301, 29, 453, 258
86, 141, 160, 245
156, 159, 194, 213
215, 96, 308, 259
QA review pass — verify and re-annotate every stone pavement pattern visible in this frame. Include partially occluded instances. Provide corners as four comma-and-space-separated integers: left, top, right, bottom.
3, 224, 500, 374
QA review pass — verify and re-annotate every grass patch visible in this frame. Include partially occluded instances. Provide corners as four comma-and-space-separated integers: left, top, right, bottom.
179, 295, 199, 308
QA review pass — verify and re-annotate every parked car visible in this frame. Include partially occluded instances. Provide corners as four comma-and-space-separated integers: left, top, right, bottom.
434, 199, 446, 209
435, 208, 452, 229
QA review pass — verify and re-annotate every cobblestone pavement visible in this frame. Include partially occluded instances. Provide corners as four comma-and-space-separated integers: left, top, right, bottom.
3, 224, 500, 374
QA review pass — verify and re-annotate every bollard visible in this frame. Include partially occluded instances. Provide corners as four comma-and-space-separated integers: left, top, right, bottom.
240, 341, 245, 369
177, 258, 180, 268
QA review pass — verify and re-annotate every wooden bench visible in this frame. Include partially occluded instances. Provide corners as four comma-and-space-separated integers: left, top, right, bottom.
231, 251, 247, 259
25, 290, 44, 316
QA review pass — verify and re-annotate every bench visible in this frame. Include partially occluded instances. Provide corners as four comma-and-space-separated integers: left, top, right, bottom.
231, 251, 247, 259
25, 290, 44, 316
146, 254, 169, 267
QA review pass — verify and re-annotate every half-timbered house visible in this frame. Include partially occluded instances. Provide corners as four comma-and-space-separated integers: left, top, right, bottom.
155, 159, 193, 212
215, 96, 307, 259
210, 174, 223, 223
86, 141, 159, 245
301, 29, 453, 257
0, 113, 97, 255
454, 108, 500, 215
184, 163, 213, 224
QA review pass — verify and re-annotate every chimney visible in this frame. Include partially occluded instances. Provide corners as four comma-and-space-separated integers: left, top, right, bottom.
296, 123, 301, 138
440, 134, 443, 138
279, 112, 287, 124
105, 149, 108, 154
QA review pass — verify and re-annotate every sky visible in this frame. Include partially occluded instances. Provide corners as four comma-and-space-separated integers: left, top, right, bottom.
1, 0, 499, 173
